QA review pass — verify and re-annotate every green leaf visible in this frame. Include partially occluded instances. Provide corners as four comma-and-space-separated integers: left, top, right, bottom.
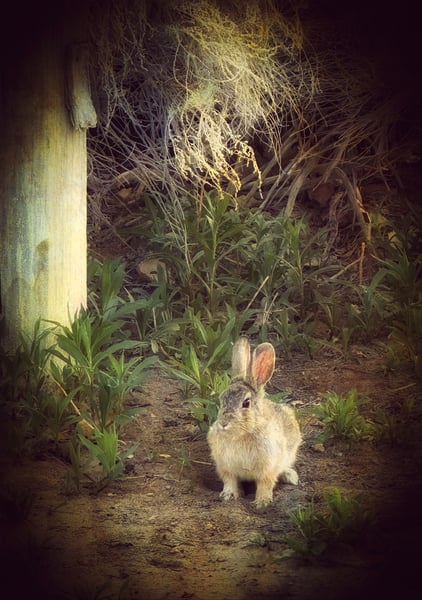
188, 345, 201, 381
166, 366, 198, 387
206, 339, 230, 369
94, 340, 144, 366
56, 336, 89, 366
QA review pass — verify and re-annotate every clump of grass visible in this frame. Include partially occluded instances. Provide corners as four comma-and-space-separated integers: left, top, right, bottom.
163, 305, 241, 429
372, 399, 416, 447
313, 389, 418, 449
283, 489, 375, 560
79, 425, 138, 490
313, 389, 372, 443
385, 306, 422, 380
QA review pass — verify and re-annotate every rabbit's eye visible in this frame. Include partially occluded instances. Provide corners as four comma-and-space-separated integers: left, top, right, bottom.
242, 397, 251, 409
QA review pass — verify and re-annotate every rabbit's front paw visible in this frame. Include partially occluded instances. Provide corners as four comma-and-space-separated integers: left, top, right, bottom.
220, 479, 239, 501
254, 481, 274, 509
253, 494, 273, 510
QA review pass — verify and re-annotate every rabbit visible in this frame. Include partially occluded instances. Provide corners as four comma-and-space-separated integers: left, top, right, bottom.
207, 337, 301, 508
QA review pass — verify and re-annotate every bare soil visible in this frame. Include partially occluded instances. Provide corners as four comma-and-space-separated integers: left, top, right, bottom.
1, 345, 421, 600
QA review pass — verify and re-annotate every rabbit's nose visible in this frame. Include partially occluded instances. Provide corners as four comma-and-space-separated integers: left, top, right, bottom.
217, 418, 231, 430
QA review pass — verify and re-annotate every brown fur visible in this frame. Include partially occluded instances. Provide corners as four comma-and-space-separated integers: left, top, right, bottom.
207, 338, 301, 508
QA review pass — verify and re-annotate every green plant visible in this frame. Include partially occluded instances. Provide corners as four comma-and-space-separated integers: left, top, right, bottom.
88, 256, 127, 319
139, 191, 256, 317
283, 489, 375, 560
0, 319, 77, 453
0, 258, 157, 477
284, 501, 327, 559
345, 270, 392, 341
79, 425, 138, 486
0, 318, 56, 404
314, 389, 372, 443
278, 221, 339, 319
51, 308, 139, 387
271, 309, 316, 358
386, 306, 422, 379
50, 307, 155, 431
165, 339, 231, 429
242, 211, 292, 304
323, 488, 374, 540
66, 436, 84, 494
375, 249, 421, 308
104, 352, 148, 408
131, 195, 353, 357
191, 192, 242, 313
313, 288, 347, 340
26, 390, 79, 443
240, 214, 342, 347
372, 399, 416, 446
163, 307, 240, 428
190, 371, 231, 427
128, 273, 178, 346
88, 256, 165, 341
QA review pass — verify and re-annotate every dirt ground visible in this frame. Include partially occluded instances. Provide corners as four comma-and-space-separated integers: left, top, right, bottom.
1, 343, 421, 600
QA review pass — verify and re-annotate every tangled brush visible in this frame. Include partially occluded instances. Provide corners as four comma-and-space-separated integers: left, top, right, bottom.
88, 0, 412, 247
88, 0, 310, 201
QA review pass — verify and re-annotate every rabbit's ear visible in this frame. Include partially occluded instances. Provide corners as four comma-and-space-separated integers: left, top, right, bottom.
231, 337, 251, 380
251, 343, 275, 387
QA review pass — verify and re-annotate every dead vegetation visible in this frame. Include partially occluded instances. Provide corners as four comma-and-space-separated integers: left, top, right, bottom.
87, 0, 416, 249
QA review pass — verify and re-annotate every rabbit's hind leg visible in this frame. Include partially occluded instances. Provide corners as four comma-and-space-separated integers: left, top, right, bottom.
281, 467, 299, 485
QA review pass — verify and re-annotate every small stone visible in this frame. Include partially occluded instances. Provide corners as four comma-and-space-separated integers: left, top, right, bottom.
137, 258, 167, 282
311, 443, 325, 453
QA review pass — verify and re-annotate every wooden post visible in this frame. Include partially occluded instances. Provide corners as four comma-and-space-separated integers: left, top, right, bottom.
0, 7, 96, 352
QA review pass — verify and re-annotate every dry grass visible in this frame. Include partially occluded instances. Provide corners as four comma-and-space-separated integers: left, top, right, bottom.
88, 1, 310, 198
87, 0, 410, 245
